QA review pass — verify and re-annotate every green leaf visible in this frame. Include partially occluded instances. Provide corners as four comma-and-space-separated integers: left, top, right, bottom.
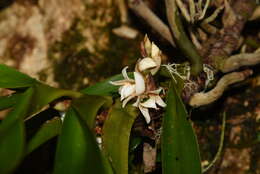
0, 120, 25, 174
161, 83, 201, 174
0, 88, 33, 174
0, 93, 22, 111
28, 83, 82, 116
0, 88, 34, 135
26, 117, 62, 155
0, 64, 36, 88
0, 88, 34, 174
102, 101, 138, 174
81, 73, 133, 96
72, 95, 108, 129
53, 108, 112, 174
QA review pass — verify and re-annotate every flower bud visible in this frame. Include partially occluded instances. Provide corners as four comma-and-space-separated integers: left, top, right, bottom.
138, 57, 157, 72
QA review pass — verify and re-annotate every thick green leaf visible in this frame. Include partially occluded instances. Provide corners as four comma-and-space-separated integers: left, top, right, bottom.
0, 93, 22, 111
27, 83, 82, 116
81, 73, 133, 96
0, 88, 34, 135
161, 83, 201, 174
26, 117, 62, 155
102, 101, 138, 174
0, 120, 25, 174
72, 95, 108, 129
0, 64, 36, 88
53, 108, 112, 174
0, 88, 33, 174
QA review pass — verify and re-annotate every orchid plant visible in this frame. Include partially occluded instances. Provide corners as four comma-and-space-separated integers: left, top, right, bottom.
110, 36, 166, 123
0, 0, 259, 173
0, 34, 203, 174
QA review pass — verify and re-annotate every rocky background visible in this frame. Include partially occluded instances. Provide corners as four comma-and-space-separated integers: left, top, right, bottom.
0, 0, 140, 90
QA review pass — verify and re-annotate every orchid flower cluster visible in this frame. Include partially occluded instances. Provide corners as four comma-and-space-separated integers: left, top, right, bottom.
110, 36, 166, 124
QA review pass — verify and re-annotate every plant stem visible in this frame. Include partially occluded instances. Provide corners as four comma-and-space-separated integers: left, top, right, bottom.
165, 0, 203, 76
202, 112, 226, 173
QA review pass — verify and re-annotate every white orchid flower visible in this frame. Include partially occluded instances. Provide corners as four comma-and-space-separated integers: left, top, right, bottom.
136, 35, 162, 75
133, 88, 166, 124
110, 66, 146, 107
110, 35, 166, 124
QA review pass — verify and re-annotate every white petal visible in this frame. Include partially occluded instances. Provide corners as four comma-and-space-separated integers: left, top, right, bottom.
109, 80, 127, 86
138, 57, 157, 72
149, 87, 163, 95
150, 43, 161, 75
144, 35, 152, 56
140, 97, 157, 109
151, 43, 160, 58
139, 106, 151, 124
132, 96, 141, 107
120, 84, 135, 101
118, 86, 123, 95
155, 95, 167, 107
134, 72, 145, 95
122, 66, 130, 80
122, 95, 135, 108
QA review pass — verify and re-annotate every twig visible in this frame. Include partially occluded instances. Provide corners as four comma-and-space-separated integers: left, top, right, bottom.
176, 0, 191, 22
189, 0, 196, 23
165, 0, 203, 75
201, 5, 224, 24
128, 0, 175, 46
198, 0, 211, 20
189, 69, 253, 107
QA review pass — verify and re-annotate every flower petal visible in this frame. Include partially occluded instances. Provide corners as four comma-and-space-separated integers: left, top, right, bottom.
134, 72, 145, 95
151, 42, 160, 58
149, 87, 163, 95
139, 106, 151, 124
150, 43, 161, 75
120, 84, 135, 101
132, 96, 141, 107
155, 95, 167, 107
144, 35, 152, 56
122, 66, 130, 80
140, 97, 157, 109
109, 80, 129, 86
138, 57, 157, 72
122, 95, 135, 108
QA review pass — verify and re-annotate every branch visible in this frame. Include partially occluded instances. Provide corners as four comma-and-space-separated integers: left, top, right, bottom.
128, 0, 175, 46
189, 69, 252, 107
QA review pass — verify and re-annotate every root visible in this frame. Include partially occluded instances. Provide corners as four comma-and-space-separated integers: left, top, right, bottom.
221, 52, 260, 73
189, 70, 253, 107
